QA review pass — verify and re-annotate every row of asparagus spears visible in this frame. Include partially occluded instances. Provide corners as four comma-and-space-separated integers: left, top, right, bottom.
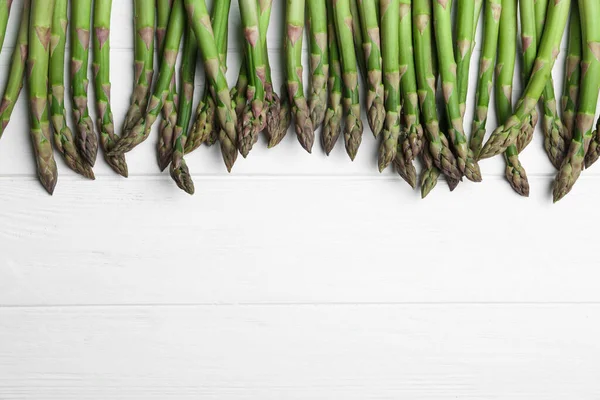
0, 0, 597, 201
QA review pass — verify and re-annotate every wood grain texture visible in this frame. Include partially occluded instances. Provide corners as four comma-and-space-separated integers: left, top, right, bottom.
0, 2, 598, 399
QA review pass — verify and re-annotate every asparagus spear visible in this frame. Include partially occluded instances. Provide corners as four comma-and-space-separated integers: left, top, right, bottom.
184, 0, 231, 153
0, 0, 12, 53
479, 0, 570, 159
378, 0, 401, 171
92, 0, 127, 176
349, 0, 367, 79
553, 0, 600, 202
535, 0, 568, 167
70, 0, 98, 167
413, 0, 461, 181
184, 0, 238, 171
561, 5, 581, 145
109, 0, 184, 155
285, 0, 314, 153
306, 0, 328, 129
121, 0, 155, 134
49, 0, 94, 179
496, 0, 528, 196
0, 0, 29, 140
432, 0, 481, 182
321, 3, 342, 155
333, 0, 363, 160
170, 25, 198, 194
259, 0, 286, 148
28, 0, 58, 194
455, 0, 475, 119
356, 0, 385, 138
238, 0, 267, 157
515, 0, 537, 154
469, 0, 501, 158
419, 141, 441, 198
157, 0, 179, 171
398, 0, 423, 163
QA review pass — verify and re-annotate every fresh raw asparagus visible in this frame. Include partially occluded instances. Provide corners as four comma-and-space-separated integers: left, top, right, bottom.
321, 3, 342, 155
185, 0, 231, 153
561, 5, 581, 145
479, 0, 570, 159
419, 141, 441, 198
285, 0, 314, 153
0, 0, 29, 139
92, 0, 127, 176
413, 0, 461, 182
50, 0, 94, 179
356, 0, 385, 138
469, 0, 501, 158
184, 0, 238, 171
398, 0, 423, 163
70, 0, 98, 167
110, 0, 184, 155
496, 0, 528, 196
157, 0, 179, 172
306, 0, 328, 129
349, 0, 367, 79
432, 0, 481, 182
516, 0, 537, 154
378, 0, 401, 171
0, 0, 12, 53
122, 0, 155, 134
535, 0, 568, 167
170, 25, 198, 194
238, 0, 267, 157
28, 0, 58, 194
333, 0, 363, 160
553, 0, 600, 202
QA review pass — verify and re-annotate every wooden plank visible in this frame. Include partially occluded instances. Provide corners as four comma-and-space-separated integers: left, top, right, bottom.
1, 176, 599, 306
0, 304, 598, 399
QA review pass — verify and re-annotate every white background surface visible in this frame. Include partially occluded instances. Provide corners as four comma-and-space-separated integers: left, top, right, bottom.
1, 1, 600, 398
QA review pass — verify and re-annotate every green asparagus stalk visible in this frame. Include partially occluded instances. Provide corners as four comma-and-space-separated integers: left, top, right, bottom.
333, 0, 363, 160
455, 0, 475, 119
238, 0, 267, 157
49, 0, 94, 179
378, 0, 401, 171
109, 0, 184, 155
92, 0, 127, 176
478, 0, 570, 159
28, 0, 58, 194
157, 0, 179, 171
356, 0, 385, 138
0, 0, 12, 53
553, 0, 600, 202
321, 3, 342, 154
349, 0, 367, 79
170, 25, 198, 194
398, 0, 423, 163
560, 4, 581, 165
184, 0, 231, 153
259, 0, 286, 148
0, 0, 29, 139
432, 0, 481, 182
285, 0, 314, 152
393, 143, 417, 189
535, 0, 568, 167
469, 0, 501, 158
413, 0, 461, 181
419, 141, 441, 198
184, 0, 238, 171
306, 0, 328, 128
70, 0, 98, 167
496, 0, 528, 196
121, 0, 155, 134
516, 0, 537, 154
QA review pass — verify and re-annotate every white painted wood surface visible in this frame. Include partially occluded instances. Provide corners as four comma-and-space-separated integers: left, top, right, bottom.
1, 1, 599, 398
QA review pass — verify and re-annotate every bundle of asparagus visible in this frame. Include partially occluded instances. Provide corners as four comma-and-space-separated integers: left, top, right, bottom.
0, 0, 595, 202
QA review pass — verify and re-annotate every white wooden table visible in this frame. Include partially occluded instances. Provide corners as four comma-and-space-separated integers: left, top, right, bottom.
0, 2, 599, 398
